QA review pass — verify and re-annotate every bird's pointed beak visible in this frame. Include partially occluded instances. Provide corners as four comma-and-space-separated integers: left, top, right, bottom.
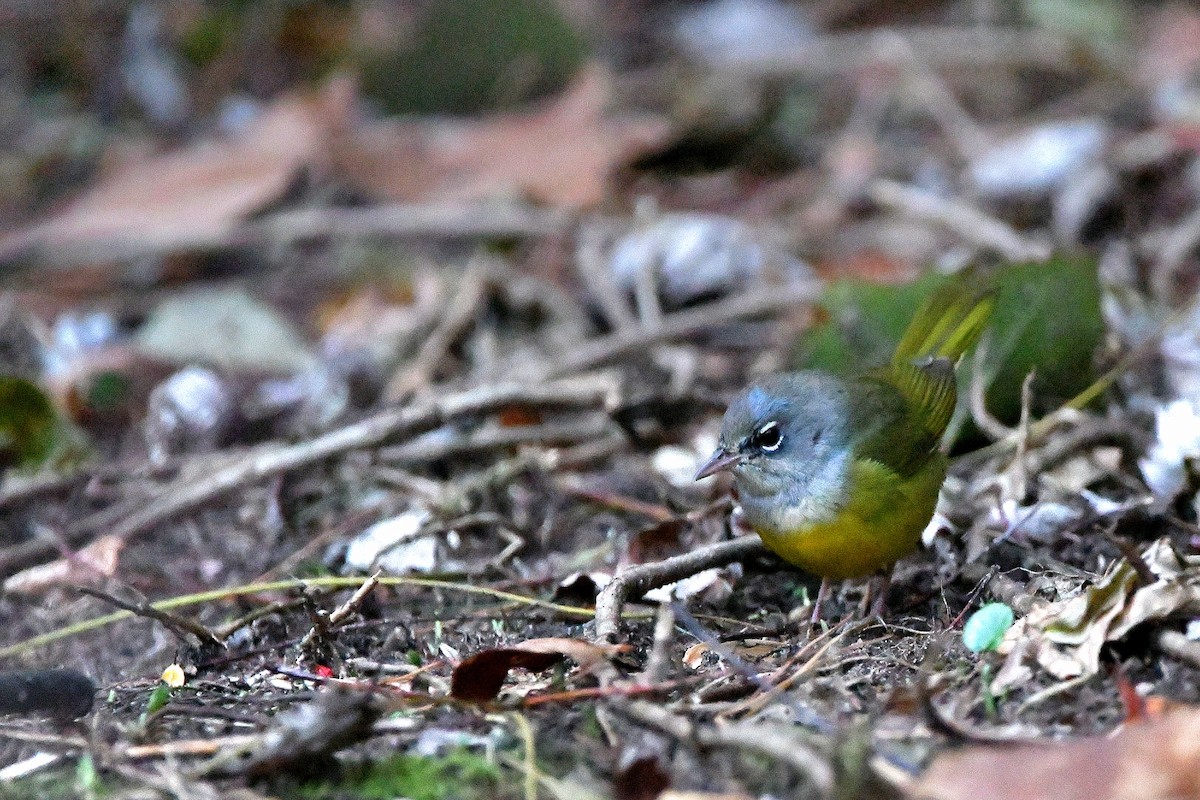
695, 448, 742, 481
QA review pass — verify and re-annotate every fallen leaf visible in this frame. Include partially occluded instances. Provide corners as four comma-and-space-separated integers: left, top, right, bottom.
0, 376, 62, 471
914, 706, 1200, 800
3, 535, 124, 595
136, 288, 316, 374
450, 637, 626, 703
1034, 538, 1200, 677
335, 66, 671, 209
0, 79, 353, 259
614, 751, 671, 800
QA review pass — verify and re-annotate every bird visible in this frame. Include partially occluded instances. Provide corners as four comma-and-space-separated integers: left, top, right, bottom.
695, 277, 994, 621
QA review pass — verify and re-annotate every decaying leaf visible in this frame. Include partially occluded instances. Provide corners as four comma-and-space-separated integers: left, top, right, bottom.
450, 637, 627, 703
1032, 538, 1200, 677
1, 67, 669, 264
915, 706, 1200, 800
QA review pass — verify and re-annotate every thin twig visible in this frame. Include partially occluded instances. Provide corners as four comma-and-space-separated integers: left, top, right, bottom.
384, 261, 490, 401
76, 585, 223, 651
594, 534, 765, 643
551, 282, 821, 376
713, 26, 1094, 78
968, 340, 1015, 441
869, 179, 1052, 262
377, 415, 612, 464
0, 376, 618, 575
7, 202, 574, 265
299, 572, 381, 653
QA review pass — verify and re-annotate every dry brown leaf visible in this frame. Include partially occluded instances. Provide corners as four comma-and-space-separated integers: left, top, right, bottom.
3, 535, 123, 595
0, 78, 353, 259
335, 67, 671, 209
914, 707, 1200, 800
449, 636, 628, 703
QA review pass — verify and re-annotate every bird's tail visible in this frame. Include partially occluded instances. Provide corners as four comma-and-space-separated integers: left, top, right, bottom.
889, 274, 995, 438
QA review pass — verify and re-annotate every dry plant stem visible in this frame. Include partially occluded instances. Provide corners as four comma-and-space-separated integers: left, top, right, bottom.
20, 203, 573, 265
575, 224, 638, 330
968, 341, 1015, 441
621, 700, 834, 794
554, 480, 676, 522
593, 534, 765, 643
869, 179, 1052, 262
879, 31, 990, 159
728, 619, 870, 718
0, 575, 612, 659
0, 377, 617, 575
640, 604, 676, 685
721, 25, 1088, 78
0, 470, 88, 509
0, 726, 88, 752
551, 282, 821, 376
377, 415, 612, 464
1153, 203, 1200, 301
672, 601, 834, 733
384, 262, 490, 401
76, 585, 223, 650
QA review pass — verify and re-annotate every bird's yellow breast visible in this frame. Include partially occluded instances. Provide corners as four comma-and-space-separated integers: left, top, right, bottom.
753, 456, 946, 580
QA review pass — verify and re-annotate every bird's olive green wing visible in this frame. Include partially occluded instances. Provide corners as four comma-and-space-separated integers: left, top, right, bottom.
846, 374, 941, 478
889, 275, 994, 440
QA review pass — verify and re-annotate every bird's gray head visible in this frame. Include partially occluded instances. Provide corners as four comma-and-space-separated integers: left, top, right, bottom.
695, 372, 853, 522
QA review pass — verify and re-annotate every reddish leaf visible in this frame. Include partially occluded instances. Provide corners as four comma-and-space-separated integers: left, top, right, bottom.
614, 752, 671, 800
450, 637, 625, 703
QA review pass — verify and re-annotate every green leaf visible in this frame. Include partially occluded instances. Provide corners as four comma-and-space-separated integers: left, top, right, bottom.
0, 376, 61, 471
791, 256, 1105, 429
962, 602, 1015, 653
299, 751, 500, 800
360, 0, 588, 115
74, 753, 100, 798
140, 683, 173, 724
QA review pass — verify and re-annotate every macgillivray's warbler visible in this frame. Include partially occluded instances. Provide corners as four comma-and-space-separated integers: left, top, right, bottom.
695, 276, 994, 621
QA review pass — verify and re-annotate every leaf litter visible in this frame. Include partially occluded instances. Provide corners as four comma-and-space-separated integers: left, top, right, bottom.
8, 3, 1200, 800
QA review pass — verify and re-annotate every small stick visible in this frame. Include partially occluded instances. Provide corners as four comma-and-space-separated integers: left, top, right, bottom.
384, 261, 490, 401
0, 376, 617, 575
77, 586, 223, 652
968, 341, 1015, 442
551, 282, 821, 376
869, 179, 1052, 262
299, 573, 382, 653
377, 416, 611, 464
593, 534, 764, 643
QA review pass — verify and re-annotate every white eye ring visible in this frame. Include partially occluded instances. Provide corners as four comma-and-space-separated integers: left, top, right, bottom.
754, 421, 782, 451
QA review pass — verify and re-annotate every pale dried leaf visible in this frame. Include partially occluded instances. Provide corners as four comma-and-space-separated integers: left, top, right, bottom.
3, 535, 123, 595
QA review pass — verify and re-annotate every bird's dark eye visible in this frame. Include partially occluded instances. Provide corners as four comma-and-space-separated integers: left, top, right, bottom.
752, 421, 782, 452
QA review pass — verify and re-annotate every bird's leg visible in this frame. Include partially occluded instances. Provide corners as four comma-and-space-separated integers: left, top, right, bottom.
810, 577, 831, 626
867, 569, 892, 619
